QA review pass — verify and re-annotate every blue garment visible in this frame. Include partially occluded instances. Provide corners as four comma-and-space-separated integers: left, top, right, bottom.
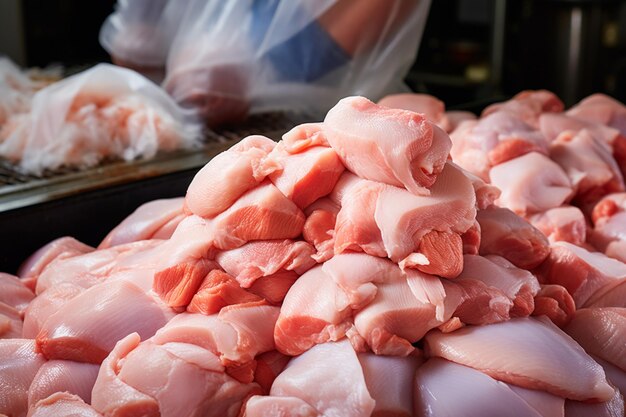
251, 0, 350, 82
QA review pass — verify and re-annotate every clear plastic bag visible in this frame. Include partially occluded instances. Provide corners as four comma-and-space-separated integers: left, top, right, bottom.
0, 64, 201, 175
161, 0, 432, 125
99, 0, 190, 82
0, 57, 37, 127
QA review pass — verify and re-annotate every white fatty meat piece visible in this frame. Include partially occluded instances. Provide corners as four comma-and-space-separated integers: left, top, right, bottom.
0, 339, 46, 417
476, 206, 550, 270
377, 93, 451, 132
528, 206, 587, 246
302, 197, 339, 263
508, 384, 565, 417
590, 193, 626, 251
215, 239, 316, 288
482, 90, 564, 127
532, 284, 577, 328
424, 316, 614, 401
414, 358, 550, 417
549, 130, 624, 205
324, 96, 451, 195
0, 272, 34, 312
564, 385, 624, 417
185, 135, 278, 218
92, 332, 260, 417
27, 392, 103, 417
455, 255, 540, 318
536, 241, 626, 307
28, 360, 99, 406
274, 265, 353, 356
353, 268, 458, 356
335, 163, 476, 276
450, 111, 549, 181
99, 197, 185, 248
22, 283, 84, 339
595, 356, 626, 395
36, 277, 175, 363
490, 152, 573, 215
152, 304, 279, 368
243, 396, 320, 417
0, 64, 201, 175
267, 144, 345, 209
34, 239, 161, 295
358, 352, 422, 417
209, 180, 306, 250
539, 112, 622, 145
0, 302, 24, 339
280, 122, 329, 154
268, 340, 375, 417
604, 240, 626, 264
18, 236, 94, 283
567, 94, 626, 135
565, 308, 626, 372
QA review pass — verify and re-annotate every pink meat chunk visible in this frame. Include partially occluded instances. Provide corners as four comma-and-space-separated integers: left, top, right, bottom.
549, 130, 624, 207
567, 94, 626, 135
414, 358, 559, 417
586, 280, 626, 308
0, 272, 34, 312
34, 239, 161, 295
22, 283, 84, 339
274, 266, 353, 356
253, 350, 291, 394
302, 198, 339, 262
152, 303, 279, 370
454, 255, 540, 320
184, 135, 279, 218
565, 308, 626, 372
536, 241, 626, 308
531, 284, 576, 328
209, 180, 306, 250
246, 270, 300, 305
482, 90, 564, 127
243, 396, 320, 417
28, 360, 99, 406
451, 112, 549, 181
0, 302, 23, 339
425, 316, 614, 401
215, 239, 316, 288
477, 206, 550, 270
528, 206, 587, 246
267, 144, 345, 209
280, 122, 329, 154
335, 163, 476, 276
36, 275, 175, 363
268, 341, 375, 417
0, 339, 46, 417
27, 392, 103, 417
187, 269, 263, 315
99, 197, 185, 248
539, 112, 621, 145
490, 152, 573, 215
324, 96, 451, 195
378, 93, 451, 132
564, 386, 624, 417
18, 237, 94, 283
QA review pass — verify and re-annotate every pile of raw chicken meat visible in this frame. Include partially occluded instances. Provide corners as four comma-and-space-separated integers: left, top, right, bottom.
2, 91, 626, 417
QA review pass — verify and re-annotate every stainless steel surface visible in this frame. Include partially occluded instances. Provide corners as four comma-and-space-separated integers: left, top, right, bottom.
0, 112, 317, 213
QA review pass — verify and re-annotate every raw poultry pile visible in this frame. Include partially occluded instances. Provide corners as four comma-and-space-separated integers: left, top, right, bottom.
1, 93, 625, 417
0, 60, 201, 175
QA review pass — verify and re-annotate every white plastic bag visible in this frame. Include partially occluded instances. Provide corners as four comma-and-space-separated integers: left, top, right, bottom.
0, 57, 37, 127
99, 0, 190, 82
162, 0, 431, 125
0, 64, 201, 175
